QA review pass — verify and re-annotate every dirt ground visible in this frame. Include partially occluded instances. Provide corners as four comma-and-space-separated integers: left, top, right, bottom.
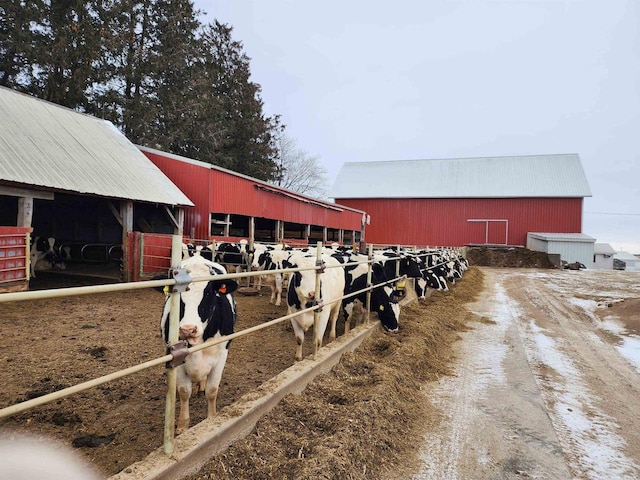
0, 267, 479, 479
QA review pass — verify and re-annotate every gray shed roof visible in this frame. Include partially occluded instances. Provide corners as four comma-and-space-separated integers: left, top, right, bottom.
331, 154, 592, 199
528, 232, 596, 243
594, 243, 617, 255
0, 87, 193, 206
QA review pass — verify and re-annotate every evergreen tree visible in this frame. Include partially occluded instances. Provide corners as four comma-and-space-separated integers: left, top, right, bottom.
0, 0, 42, 89
0, 0, 283, 180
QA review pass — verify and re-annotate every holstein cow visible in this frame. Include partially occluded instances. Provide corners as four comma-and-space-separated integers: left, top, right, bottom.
336, 252, 400, 334
214, 240, 250, 275
252, 245, 292, 306
160, 253, 238, 434
374, 249, 427, 301
30, 236, 66, 277
286, 254, 345, 361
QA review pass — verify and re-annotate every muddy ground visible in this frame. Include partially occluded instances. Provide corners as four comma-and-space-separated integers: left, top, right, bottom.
415, 267, 640, 479
0, 266, 481, 479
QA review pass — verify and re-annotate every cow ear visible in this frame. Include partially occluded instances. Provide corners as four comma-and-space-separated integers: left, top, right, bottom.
212, 279, 238, 294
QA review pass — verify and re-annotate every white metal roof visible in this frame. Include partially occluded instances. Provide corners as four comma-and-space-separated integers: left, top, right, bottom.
331, 154, 592, 199
0, 87, 193, 206
614, 252, 640, 261
528, 232, 596, 243
594, 243, 617, 255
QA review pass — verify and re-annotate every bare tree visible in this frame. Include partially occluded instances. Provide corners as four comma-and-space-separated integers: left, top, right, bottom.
273, 134, 328, 199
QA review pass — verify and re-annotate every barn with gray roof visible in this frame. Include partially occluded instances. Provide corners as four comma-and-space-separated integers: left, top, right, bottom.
331, 154, 592, 250
0, 86, 193, 288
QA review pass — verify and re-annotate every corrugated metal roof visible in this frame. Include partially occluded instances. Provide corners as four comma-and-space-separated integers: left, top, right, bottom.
0, 87, 193, 206
528, 232, 596, 243
331, 154, 592, 199
594, 243, 616, 255
614, 252, 640, 261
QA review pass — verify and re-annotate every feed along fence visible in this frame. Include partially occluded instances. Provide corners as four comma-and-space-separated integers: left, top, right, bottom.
0, 237, 429, 460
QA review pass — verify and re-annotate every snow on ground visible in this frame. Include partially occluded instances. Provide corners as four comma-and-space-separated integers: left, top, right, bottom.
417, 268, 640, 479
524, 320, 636, 479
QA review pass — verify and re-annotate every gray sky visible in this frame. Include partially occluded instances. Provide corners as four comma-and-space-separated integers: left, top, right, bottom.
196, 0, 640, 253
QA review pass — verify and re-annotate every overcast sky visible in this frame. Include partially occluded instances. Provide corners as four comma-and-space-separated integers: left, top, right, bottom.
195, 0, 640, 253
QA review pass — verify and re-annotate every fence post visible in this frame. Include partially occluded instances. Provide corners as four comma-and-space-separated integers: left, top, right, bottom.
139, 233, 145, 278
365, 243, 373, 324
313, 241, 322, 359
163, 234, 183, 454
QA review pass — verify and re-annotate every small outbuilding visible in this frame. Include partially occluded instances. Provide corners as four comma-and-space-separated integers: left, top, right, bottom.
593, 243, 616, 269
613, 252, 640, 271
526, 232, 596, 268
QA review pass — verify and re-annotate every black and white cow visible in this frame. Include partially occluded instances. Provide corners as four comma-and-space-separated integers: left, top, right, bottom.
160, 253, 238, 434
214, 240, 250, 274
286, 254, 345, 361
30, 236, 66, 277
337, 252, 400, 333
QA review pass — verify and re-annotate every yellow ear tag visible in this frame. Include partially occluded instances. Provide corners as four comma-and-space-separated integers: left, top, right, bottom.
163, 285, 170, 298
379, 305, 385, 311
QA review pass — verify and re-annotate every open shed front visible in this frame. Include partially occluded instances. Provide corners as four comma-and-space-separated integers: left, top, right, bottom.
140, 146, 366, 247
0, 190, 185, 289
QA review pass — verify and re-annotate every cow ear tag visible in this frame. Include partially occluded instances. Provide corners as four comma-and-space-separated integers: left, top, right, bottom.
379, 305, 384, 311
218, 285, 227, 294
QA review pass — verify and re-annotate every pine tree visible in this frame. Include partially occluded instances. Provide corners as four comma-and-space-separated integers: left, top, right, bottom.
0, 0, 43, 89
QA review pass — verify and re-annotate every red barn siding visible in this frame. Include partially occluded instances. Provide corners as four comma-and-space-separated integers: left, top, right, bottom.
143, 149, 364, 240
337, 198, 584, 247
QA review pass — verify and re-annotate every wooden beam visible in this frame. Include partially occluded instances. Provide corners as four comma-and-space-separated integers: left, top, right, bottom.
108, 201, 123, 226
17, 197, 33, 228
0, 186, 54, 200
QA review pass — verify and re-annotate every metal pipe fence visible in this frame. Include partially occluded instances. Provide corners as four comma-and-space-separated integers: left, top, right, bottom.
0, 237, 414, 455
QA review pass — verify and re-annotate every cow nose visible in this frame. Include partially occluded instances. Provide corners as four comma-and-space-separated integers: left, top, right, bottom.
307, 292, 315, 299
179, 325, 198, 338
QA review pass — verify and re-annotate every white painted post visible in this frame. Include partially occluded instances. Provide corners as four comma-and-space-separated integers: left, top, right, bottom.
365, 243, 373, 324
163, 234, 183, 454
313, 241, 322, 359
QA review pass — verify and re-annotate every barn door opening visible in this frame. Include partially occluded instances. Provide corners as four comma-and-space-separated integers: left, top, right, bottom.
467, 219, 508, 246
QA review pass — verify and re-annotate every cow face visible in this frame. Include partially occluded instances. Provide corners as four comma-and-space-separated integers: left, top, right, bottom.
424, 270, 444, 290
161, 256, 238, 346
373, 286, 400, 332
287, 270, 317, 309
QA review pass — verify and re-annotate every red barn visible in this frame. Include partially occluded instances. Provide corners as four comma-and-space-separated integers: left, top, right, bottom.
331, 154, 592, 247
140, 146, 366, 245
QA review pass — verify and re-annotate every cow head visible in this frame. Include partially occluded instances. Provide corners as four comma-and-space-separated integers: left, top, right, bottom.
161, 255, 238, 347
287, 266, 318, 310
372, 285, 400, 332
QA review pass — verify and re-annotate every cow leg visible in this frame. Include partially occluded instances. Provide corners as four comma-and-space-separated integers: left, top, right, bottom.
176, 372, 193, 435
328, 302, 341, 341
274, 274, 283, 306
314, 311, 330, 352
205, 350, 228, 418
290, 316, 305, 361
269, 285, 276, 305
